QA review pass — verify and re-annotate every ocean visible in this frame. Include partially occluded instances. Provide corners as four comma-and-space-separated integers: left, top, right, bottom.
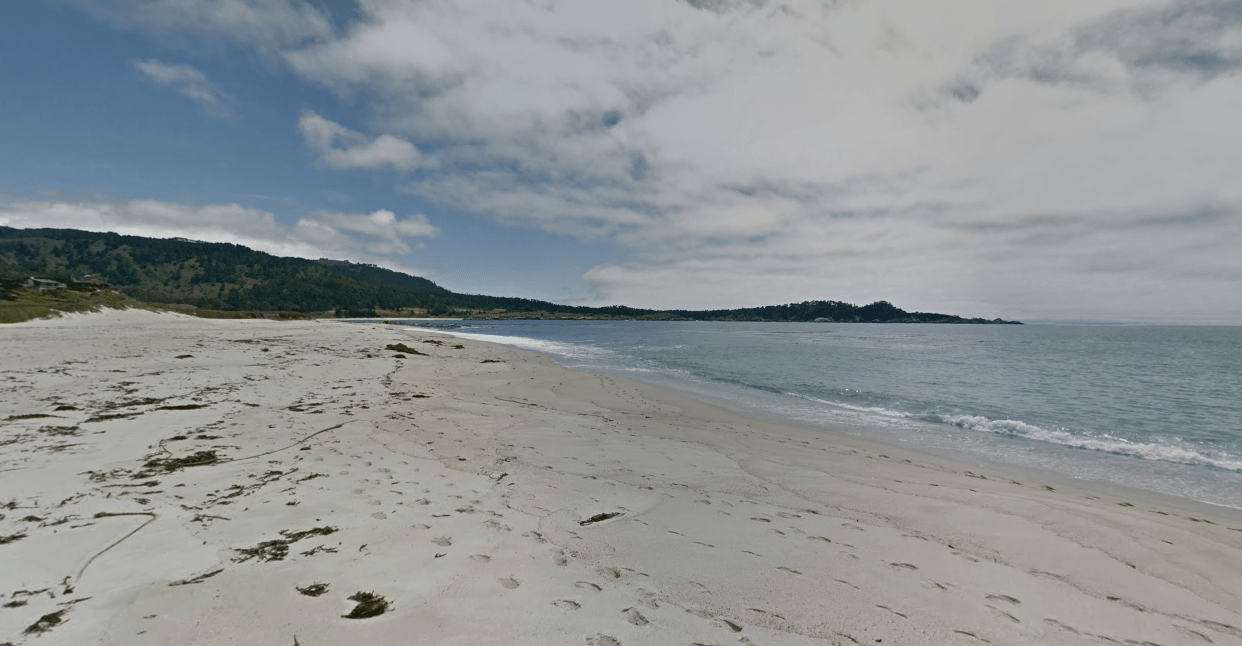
408, 320, 1242, 510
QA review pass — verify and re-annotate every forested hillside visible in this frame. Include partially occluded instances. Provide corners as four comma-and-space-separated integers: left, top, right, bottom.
0, 227, 1019, 323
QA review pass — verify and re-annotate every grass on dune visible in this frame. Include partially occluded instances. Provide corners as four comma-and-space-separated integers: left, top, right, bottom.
0, 288, 136, 324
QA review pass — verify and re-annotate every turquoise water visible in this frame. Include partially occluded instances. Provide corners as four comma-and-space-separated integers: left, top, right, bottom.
412, 321, 1242, 509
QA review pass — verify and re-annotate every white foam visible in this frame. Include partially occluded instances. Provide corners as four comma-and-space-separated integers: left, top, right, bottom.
414, 329, 613, 361
940, 414, 1242, 472
784, 392, 1242, 472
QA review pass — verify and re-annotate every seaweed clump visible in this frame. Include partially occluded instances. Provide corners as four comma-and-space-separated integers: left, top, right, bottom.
296, 583, 330, 597
145, 450, 219, 472
24, 609, 67, 635
234, 526, 338, 563
579, 512, 623, 526
384, 343, 427, 356
342, 591, 389, 619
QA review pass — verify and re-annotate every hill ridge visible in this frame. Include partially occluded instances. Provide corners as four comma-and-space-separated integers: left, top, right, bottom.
0, 226, 1019, 323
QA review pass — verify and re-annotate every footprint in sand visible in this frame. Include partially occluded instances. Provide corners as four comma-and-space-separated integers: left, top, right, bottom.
622, 608, 649, 626
776, 566, 802, 575
412, 523, 431, 530
551, 549, 568, 566
889, 562, 918, 571
469, 554, 491, 562
597, 566, 621, 579
713, 618, 743, 632
553, 600, 581, 610
500, 577, 520, 589
585, 635, 619, 646
574, 581, 602, 592
432, 536, 452, 547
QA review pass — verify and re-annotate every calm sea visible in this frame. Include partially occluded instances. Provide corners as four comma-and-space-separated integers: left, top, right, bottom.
408, 321, 1242, 509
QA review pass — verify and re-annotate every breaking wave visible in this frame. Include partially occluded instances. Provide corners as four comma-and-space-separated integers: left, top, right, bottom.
939, 414, 1242, 472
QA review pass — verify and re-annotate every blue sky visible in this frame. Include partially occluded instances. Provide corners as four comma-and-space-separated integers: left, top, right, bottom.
1, 0, 1240, 323
0, 1, 618, 303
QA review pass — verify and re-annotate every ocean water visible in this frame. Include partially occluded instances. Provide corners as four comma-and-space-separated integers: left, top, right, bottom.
409, 321, 1242, 509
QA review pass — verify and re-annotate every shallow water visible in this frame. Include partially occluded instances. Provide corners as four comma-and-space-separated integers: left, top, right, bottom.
408, 320, 1242, 509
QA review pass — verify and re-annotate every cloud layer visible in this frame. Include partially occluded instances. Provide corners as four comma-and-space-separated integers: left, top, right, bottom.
133, 59, 234, 116
0, 199, 437, 275
72, 0, 1242, 321
298, 110, 426, 171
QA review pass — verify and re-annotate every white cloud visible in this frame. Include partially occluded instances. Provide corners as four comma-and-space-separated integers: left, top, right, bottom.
133, 59, 234, 116
298, 110, 426, 171
295, 209, 438, 255
73, 0, 332, 53
69, 0, 1242, 321
0, 199, 437, 276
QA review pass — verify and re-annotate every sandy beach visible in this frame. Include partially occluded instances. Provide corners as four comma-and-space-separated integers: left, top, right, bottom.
2, 311, 1240, 646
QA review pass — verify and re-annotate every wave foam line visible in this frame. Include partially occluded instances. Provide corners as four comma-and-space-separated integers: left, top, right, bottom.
784, 392, 1242, 472
940, 414, 1242, 472
415, 329, 612, 361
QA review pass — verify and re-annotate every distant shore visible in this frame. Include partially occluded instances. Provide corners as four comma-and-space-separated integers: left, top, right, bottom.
1, 311, 1237, 645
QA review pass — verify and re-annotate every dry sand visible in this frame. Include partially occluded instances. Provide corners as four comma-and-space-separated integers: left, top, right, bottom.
1, 310, 1240, 646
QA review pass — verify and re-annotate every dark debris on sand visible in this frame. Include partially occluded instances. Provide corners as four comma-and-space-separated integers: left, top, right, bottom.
234, 526, 339, 563
342, 591, 389, 619
144, 450, 219, 472
384, 343, 427, 356
579, 512, 624, 526
23, 609, 67, 635
169, 568, 224, 586
296, 583, 330, 597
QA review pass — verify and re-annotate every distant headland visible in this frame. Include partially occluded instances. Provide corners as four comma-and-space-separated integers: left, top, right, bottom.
1, 226, 1020, 324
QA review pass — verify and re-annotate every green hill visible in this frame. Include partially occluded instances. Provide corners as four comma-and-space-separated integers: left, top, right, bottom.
0, 226, 1019, 323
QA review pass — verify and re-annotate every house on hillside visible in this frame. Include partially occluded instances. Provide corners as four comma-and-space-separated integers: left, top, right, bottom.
25, 277, 67, 291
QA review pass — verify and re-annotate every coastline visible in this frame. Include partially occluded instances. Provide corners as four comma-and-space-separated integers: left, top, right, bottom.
2, 311, 1240, 645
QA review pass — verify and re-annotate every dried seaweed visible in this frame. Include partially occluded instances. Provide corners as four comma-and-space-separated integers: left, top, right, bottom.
342, 591, 389, 619
280, 526, 338, 542
233, 538, 291, 562
296, 583, 329, 597
579, 512, 623, 526
234, 526, 338, 563
145, 450, 218, 472
23, 609, 67, 635
384, 343, 427, 356
169, 568, 224, 586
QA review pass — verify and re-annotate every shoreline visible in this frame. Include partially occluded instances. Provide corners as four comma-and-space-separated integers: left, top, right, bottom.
2, 311, 1240, 645
410, 320, 1242, 520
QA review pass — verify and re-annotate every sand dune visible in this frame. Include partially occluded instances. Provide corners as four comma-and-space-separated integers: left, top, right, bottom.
1, 311, 1240, 645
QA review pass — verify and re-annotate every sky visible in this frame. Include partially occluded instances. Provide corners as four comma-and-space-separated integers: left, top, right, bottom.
1, 0, 1240, 323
